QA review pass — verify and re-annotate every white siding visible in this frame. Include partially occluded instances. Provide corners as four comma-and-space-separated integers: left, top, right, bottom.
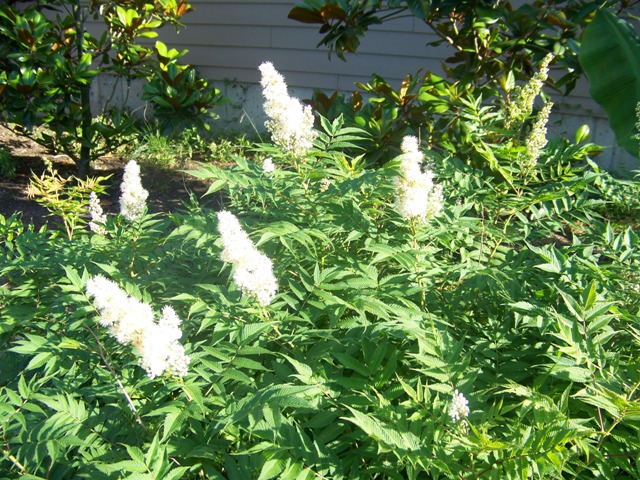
157, 1, 447, 91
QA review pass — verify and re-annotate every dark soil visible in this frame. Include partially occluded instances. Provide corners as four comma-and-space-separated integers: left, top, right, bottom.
0, 126, 220, 231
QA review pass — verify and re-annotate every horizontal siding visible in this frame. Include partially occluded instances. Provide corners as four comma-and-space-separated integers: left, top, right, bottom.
69, 1, 612, 118
182, 45, 445, 85
154, 1, 448, 91
187, 2, 306, 27
162, 2, 601, 116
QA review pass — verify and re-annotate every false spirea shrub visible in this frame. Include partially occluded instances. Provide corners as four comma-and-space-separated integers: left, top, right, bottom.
1, 77, 640, 479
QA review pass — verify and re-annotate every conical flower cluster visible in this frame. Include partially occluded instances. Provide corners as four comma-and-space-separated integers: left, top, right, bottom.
86, 275, 190, 379
119, 160, 148, 222
259, 62, 317, 158
518, 102, 553, 174
262, 157, 276, 173
504, 54, 553, 129
88, 191, 107, 235
217, 211, 278, 306
449, 389, 470, 423
394, 136, 443, 223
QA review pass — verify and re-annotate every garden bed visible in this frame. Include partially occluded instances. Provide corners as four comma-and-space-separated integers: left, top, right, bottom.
0, 125, 217, 230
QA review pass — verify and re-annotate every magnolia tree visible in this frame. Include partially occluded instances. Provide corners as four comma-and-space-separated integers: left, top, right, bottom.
288, 0, 630, 89
0, 0, 222, 177
290, 1, 640, 163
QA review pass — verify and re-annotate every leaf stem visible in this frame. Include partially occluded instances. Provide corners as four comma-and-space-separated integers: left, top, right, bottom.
85, 325, 147, 430
0, 449, 27, 475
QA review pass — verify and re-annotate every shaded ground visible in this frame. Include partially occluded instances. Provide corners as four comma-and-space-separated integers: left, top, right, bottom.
0, 126, 219, 230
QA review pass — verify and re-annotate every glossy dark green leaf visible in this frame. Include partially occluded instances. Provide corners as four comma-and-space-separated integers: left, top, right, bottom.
579, 9, 640, 157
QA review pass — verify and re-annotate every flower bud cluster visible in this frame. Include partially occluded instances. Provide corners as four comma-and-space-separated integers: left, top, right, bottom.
319, 178, 331, 192
86, 275, 190, 379
217, 211, 278, 306
518, 102, 553, 174
259, 62, 317, 158
394, 136, 443, 223
262, 157, 276, 173
88, 191, 107, 235
449, 389, 470, 423
119, 160, 148, 222
504, 54, 553, 129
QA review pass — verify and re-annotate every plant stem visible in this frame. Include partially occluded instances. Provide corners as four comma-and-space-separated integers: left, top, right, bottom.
86, 325, 147, 430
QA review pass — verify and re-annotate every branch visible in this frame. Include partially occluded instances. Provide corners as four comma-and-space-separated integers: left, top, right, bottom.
85, 325, 148, 431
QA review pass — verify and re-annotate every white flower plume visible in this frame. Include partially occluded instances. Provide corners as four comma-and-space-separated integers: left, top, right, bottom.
262, 157, 276, 173
259, 62, 317, 158
86, 275, 189, 378
217, 210, 278, 306
88, 191, 107, 235
119, 160, 148, 222
449, 389, 470, 423
394, 136, 443, 223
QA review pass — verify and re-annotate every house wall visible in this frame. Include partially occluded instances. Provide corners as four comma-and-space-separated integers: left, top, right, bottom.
86, 0, 639, 171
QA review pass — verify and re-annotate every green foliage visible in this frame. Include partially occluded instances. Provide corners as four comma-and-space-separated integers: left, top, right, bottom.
309, 71, 436, 165
289, 0, 630, 91
1, 103, 639, 478
0, 0, 224, 176
0, 146, 16, 180
143, 41, 223, 134
132, 126, 256, 168
579, 8, 640, 157
133, 130, 188, 169
292, 1, 640, 163
25, 161, 110, 239
307, 57, 599, 178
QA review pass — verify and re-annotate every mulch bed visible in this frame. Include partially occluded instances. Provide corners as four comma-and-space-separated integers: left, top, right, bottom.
0, 126, 218, 231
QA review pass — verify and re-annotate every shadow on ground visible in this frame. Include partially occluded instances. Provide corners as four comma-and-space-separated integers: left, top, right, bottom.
0, 127, 221, 230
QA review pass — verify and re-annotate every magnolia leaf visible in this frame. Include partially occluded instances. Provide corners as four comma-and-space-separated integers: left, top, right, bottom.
288, 6, 325, 24
406, 0, 431, 19
579, 9, 640, 157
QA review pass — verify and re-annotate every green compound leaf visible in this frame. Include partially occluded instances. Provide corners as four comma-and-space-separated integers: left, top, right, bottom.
579, 8, 640, 157
342, 406, 422, 452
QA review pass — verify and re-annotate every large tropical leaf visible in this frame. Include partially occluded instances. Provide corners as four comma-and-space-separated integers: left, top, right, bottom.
579, 9, 640, 158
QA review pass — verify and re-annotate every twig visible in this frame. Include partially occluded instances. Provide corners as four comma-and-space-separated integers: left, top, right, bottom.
85, 325, 147, 430
1, 448, 27, 475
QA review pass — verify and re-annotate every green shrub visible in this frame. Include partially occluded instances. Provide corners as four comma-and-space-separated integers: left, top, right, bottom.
1, 47, 640, 479
1, 98, 639, 477
131, 127, 256, 169
294, 1, 640, 169
0, 0, 224, 177
289, 0, 631, 91
133, 130, 185, 169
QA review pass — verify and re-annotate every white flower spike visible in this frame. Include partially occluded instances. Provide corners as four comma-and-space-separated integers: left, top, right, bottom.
394, 136, 443, 223
259, 62, 317, 158
262, 157, 276, 173
449, 389, 470, 423
217, 210, 278, 306
86, 275, 189, 379
88, 191, 107, 235
119, 160, 149, 222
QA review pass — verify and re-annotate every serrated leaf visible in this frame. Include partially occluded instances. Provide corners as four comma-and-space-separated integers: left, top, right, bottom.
342, 406, 421, 452
257, 457, 286, 480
